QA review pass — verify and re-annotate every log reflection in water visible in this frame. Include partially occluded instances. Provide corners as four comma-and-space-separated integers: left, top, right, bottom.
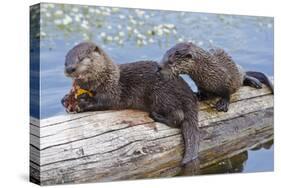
199, 140, 273, 175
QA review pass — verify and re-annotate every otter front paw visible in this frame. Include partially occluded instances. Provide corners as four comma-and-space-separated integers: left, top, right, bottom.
74, 97, 91, 112
215, 98, 229, 112
61, 94, 80, 113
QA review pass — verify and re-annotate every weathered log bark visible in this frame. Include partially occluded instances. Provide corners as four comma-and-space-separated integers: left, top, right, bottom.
30, 85, 273, 185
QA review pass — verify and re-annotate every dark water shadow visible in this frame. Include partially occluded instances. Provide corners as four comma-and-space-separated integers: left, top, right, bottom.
176, 140, 273, 176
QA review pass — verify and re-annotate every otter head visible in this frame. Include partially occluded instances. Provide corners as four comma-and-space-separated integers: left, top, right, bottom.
159, 42, 199, 79
64, 42, 118, 86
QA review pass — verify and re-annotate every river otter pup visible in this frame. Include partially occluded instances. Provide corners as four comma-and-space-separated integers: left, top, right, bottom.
159, 42, 273, 112
62, 42, 199, 165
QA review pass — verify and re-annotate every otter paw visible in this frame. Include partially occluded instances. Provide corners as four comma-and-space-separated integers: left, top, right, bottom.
74, 98, 94, 113
215, 98, 229, 112
66, 102, 79, 113
61, 94, 78, 113
73, 105, 82, 113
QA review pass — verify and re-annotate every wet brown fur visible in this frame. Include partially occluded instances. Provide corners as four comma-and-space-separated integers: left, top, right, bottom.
63, 42, 200, 166
161, 43, 243, 97
160, 42, 272, 112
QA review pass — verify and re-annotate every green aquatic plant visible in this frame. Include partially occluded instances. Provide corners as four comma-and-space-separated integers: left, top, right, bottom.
33, 3, 182, 49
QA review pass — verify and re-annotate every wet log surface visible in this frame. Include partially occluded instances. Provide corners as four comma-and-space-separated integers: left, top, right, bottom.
30, 84, 273, 185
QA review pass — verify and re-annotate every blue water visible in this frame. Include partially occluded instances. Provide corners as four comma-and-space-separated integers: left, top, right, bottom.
30, 3, 274, 174
244, 144, 274, 172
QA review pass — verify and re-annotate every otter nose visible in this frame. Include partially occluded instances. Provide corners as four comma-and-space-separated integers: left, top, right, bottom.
65, 66, 76, 74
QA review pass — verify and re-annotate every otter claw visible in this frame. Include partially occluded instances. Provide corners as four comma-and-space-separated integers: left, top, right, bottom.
215, 98, 229, 112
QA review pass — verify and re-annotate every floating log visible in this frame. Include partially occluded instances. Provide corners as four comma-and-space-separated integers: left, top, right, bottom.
30, 84, 273, 185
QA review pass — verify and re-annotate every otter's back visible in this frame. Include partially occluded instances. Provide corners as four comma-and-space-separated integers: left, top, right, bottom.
118, 61, 160, 109
119, 61, 159, 86
209, 48, 243, 93
118, 60, 196, 112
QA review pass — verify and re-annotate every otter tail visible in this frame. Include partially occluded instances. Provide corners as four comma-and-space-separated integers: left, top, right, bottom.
181, 116, 200, 165
246, 71, 274, 93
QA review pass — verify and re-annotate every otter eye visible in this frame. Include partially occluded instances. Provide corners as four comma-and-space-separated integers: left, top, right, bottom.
168, 60, 174, 65
186, 54, 192, 59
175, 51, 181, 56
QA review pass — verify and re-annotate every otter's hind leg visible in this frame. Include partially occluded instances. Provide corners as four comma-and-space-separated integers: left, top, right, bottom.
149, 112, 174, 126
150, 110, 200, 167
243, 75, 262, 89
149, 110, 184, 128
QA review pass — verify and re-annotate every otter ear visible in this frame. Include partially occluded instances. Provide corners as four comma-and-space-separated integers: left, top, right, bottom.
93, 46, 101, 54
90, 46, 101, 57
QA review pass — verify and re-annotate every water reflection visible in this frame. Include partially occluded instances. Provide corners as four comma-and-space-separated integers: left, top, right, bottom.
200, 140, 273, 175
